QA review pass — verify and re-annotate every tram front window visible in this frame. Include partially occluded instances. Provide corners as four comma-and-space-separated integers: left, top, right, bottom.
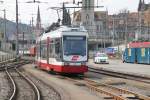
63, 36, 86, 56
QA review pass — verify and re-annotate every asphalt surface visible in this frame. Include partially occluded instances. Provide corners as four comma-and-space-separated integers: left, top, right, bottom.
88, 59, 150, 77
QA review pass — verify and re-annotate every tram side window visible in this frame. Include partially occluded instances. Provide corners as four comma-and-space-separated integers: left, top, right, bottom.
36, 45, 40, 57
49, 42, 55, 58
55, 41, 61, 60
41, 43, 47, 59
55, 39, 61, 59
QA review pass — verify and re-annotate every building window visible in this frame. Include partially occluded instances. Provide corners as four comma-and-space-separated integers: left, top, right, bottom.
96, 25, 99, 32
88, 0, 91, 9
85, 0, 88, 9
85, 0, 91, 9
86, 14, 89, 20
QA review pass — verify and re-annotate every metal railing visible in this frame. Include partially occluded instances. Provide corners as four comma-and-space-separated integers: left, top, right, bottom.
0, 54, 16, 63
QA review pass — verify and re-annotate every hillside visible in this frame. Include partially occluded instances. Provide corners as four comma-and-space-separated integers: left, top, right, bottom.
0, 18, 32, 41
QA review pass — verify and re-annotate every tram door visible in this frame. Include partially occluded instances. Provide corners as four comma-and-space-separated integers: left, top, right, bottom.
135, 48, 138, 63
149, 48, 150, 64
47, 37, 50, 64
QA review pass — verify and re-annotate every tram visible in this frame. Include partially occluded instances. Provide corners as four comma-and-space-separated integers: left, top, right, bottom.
35, 26, 88, 74
123, 41, 150, 64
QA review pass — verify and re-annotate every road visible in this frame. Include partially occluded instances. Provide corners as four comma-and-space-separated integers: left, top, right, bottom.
88, 59, 150, 77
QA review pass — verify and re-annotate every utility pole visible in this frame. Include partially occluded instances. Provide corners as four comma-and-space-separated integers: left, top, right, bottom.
16, 0, 19, 56
4, 9, 6, 42
104, 9, 108, 49
112, 16, 115, 46
125, 12, 128, 48
22, 32, 24, 55
31, 16, 34, 45
2, 9, 6, 51
148, 23, 149, 40
0, 1, 4, 51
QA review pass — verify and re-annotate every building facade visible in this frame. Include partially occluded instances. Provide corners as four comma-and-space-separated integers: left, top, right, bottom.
138, 0, 150, 40
81, 0, 95, 37
108, 12, 139, 43
73, 0, 110, 50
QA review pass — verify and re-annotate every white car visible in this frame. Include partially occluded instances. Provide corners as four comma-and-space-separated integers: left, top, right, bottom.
94, 53, 109, 64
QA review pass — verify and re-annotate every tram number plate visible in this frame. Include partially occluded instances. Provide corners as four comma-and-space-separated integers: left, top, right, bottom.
71, 55, 79, 61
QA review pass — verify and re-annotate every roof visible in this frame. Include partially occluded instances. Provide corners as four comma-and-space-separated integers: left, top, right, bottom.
129, 42, 150, 48
73, 10, 108, 21
37, 26, 88, 41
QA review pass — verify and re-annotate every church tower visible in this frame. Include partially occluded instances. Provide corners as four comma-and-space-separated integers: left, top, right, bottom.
81, 0, 95, 36
36, 6, 41, 30
35, 5, 42, 37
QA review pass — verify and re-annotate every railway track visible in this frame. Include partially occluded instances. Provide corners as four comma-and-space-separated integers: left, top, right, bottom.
89, 67, 150, 84
85, 67, 150, 100
84, 78, 150, 100
0, 59, 32, 71
58, 75, 150, 100
23, 70, 61, 100
6, 67, 40, 100
0, 59, 61, 100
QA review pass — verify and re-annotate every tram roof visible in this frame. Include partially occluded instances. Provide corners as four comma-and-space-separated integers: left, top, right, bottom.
37, 26, 88, 41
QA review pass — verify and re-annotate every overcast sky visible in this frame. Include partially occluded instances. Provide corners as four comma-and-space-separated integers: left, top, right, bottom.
0, 0, 149, 27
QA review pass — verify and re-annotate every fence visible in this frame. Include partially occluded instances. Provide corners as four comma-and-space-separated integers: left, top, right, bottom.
0, 54, 16, 63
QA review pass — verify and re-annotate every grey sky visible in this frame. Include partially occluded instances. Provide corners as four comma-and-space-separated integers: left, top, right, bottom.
0, 0, 148, 27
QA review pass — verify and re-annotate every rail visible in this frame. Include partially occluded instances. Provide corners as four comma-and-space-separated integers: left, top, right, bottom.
58, 75, 150, 100
1, 59, 37, 100
89, 67, 150, 84
5, 67, 17, 100
58, 76, 125, 100
15, 67, 41, 100
84, 78, 150, 100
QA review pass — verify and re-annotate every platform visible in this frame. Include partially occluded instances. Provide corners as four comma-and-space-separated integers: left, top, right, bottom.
88, 59, 150, 77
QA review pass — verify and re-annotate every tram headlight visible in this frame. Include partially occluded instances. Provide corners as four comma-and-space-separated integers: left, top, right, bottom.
81, 62, 86, 66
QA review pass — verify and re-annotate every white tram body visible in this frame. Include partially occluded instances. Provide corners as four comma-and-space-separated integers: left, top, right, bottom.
35, 26, 88, 74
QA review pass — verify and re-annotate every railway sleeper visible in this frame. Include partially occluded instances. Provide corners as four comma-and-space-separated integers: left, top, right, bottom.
120, 94, 137, 99
103, 96, 114, 99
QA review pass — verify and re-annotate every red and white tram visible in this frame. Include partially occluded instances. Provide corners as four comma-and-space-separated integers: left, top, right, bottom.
35, 26, 88, 74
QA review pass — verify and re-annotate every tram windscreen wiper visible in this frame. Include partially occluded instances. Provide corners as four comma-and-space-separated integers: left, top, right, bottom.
64, 52, 83, 56
69, 52, 85, 56
70, 53, 82, 55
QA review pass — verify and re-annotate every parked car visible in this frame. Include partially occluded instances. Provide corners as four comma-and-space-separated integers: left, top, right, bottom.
94, 53, 109, 64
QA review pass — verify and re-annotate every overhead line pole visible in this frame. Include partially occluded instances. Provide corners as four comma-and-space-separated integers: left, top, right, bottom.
16, 0, 19, 56
2, 9, 6, 51
4, 9, 6, 42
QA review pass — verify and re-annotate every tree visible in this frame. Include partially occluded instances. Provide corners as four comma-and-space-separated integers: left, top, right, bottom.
62, 3, 71, 26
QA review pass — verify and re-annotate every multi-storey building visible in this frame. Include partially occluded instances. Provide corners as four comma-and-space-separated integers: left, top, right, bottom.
138, 0, 150, 39
108, 12, 139, 42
